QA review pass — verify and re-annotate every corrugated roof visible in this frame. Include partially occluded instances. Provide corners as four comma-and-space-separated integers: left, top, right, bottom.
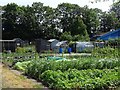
97, 28, 120, 40
56, 41, 68, 46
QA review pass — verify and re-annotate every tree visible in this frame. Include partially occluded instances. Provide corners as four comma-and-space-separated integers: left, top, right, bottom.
3, 1, 119, 41
110, 1, 120, 28
99, 12, 119, 32
56, 3, 82, 33
2, 3, 23, 39
81, 6, 100, 37
31, 2, 61, 39
19, 5, 36, 40
2, 3, 38, 40
60, 31, 72, 42
56, 3, 90, 40
89, 0, 118, 3
42, 6, 60, 39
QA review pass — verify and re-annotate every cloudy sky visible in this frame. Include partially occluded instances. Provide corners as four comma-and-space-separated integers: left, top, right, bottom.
1, 0, 114, 11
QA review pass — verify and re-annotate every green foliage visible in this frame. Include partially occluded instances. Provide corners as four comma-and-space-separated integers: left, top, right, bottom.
41, 69, 119, 89
73, 34, 89, 41
98, 11, 120, 33
72, 35, 81, 41
60, 32, 90, 42
2, 48, 119, 89
82, 7, 100, 35
25, 57, 118, 79
70, 16, 87, 36
108, 38, 120, 46
2, 2, 120, 40
60, 32, 72, 42
92, 47, 118, 58
2, 52, 37, 66
72, 34, 90, 41
89, 0, 117, 3
15, 46, 36, 53
110, 1, 120, 27
13, 61, 31, 71
2, 3, 28, 39
2, 2, 97, 40
2, 2, 120, 89
16, 47, 26, 53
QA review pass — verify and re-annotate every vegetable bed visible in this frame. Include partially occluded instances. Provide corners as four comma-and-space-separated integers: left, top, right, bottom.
41, 69, 119, 89
25, 58, 118, 78
2, 46, 119, 90
23, 57, 119, 90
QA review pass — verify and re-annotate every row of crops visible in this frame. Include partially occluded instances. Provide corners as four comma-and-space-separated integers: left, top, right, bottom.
10, 57, 119, 90
2, 52, 39, 66
25, 58, 118, 76
2, 47, 120, 90
41, 69, 119, 89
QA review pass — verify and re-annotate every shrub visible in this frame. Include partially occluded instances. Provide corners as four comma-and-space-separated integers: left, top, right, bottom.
91, 47, 118, 58
16, 47, 26, 53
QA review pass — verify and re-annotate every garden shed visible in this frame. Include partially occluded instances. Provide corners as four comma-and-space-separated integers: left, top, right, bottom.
1, 38, 25, 52
97, 29, 120, 40
94, 42, 105, 48
35, 38, 49, 53
13, 38, 25, 47
1, 40, 16, 52
71, 42, 94, 53
48, 39, 59, 50
54, 41, 68, 53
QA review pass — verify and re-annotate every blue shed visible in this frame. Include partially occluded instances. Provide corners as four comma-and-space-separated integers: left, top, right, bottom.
97, 29, 120, 40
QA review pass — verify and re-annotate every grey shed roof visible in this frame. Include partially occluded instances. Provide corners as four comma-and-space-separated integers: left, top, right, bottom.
56, 41, 68, 46
48, 39, 58, 42
0, 40, 15, 42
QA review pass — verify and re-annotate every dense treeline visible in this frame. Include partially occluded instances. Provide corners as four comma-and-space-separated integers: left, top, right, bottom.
1, 1, 120, 41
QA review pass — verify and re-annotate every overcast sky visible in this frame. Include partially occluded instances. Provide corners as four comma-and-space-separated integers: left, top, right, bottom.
1, 0, 114, 11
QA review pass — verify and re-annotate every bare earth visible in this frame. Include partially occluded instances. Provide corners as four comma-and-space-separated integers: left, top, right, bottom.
0, 63, 45, 89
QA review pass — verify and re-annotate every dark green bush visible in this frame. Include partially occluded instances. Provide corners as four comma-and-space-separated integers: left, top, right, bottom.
91, 47, 118, 58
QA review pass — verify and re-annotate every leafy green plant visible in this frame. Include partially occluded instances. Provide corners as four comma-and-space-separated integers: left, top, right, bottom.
13, 61, 31, 71
92, 47, 118, 58
25, 57, 118, 79
108, 38, 120, 47
40, 69, 119, 90
16, 47, 26, 53
2, 52, 37, 66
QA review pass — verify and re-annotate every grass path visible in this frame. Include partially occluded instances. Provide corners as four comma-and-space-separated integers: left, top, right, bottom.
0, 63, 47, 89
